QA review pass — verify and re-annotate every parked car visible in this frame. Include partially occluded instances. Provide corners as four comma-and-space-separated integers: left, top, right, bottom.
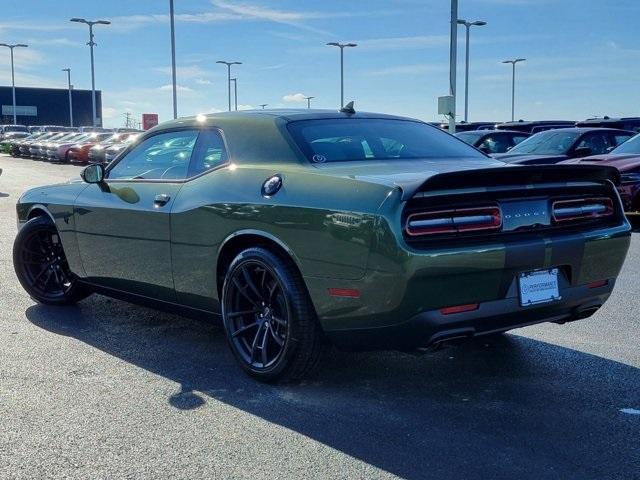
87, 133, 139, 164
576, 116, 640, 133
493, 128, 634, 164
11, 132, 46, 156
1, 132, 30, 153
561, 133, 640, 212
495, 120, 576, 133
69, 133, 137, 163
67, 133, 117, 164
455, 130, 530, 154
0, 124, 28, 135
46, 133, 94, 162
12, 109, 632, 381
30, 132, 68, 159
439, 121, 497, 132
79, 126, 113, 133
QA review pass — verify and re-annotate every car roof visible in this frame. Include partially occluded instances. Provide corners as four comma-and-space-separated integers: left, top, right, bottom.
157, 109, 422, 130
533, 127, 634, 134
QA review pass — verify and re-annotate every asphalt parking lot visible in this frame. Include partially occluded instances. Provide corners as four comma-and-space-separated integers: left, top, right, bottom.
0, 153, 638, 480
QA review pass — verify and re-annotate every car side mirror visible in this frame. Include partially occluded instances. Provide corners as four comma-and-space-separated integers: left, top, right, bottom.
573, 146, 592, 158
81, 163, 105, 184
605, 146, 615, 153
478, 145, 491, 154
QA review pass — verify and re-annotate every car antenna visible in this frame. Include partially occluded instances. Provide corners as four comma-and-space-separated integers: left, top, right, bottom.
340, 101, 355, 115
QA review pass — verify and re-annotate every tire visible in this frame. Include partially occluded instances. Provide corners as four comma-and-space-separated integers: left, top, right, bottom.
221, 247, 324, 383
13, 216, 90, 305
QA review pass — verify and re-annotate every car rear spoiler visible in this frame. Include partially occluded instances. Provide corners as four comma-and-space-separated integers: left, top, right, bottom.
397, 164, 621, 201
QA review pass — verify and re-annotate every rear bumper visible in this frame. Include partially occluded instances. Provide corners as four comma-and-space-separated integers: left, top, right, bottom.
325, 279, 614, 351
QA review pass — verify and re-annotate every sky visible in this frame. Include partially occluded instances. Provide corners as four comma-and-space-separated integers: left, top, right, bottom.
0, 0, 638, 127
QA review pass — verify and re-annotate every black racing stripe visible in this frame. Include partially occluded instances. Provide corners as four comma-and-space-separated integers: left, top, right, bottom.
501, 237, 547, 296
549, 233, 586, 285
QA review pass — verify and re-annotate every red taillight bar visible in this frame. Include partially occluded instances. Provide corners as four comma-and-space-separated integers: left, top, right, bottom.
406, 206, 502, 237
552, 197, 614, 223
440, 303, 479, 315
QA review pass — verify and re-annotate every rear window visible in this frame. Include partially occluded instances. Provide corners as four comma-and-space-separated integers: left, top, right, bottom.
287, 118, 485, 163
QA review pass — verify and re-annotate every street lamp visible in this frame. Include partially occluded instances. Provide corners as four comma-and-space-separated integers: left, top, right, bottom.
169, 0, 177, 119
0, 43, 28, 124
502, 58, 526, 121
216, 60, 241, 111
304, 96, 314, 109
457, 19, 486, 122
70, 17, 111, 127
326, 42, 357, 108
62, 68, 73, 127
259, 104, 268, 109
230, 78, 238, 111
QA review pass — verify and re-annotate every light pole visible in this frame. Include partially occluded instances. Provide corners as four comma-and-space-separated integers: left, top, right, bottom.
230, 78, 238, 111
304, 96, 314, 109
216, 60, 241, 111
62, 68, 73, 127
326, 42, 357, 108
457, 19, 486, 122
70, 18, 111, 127
259, 104, 268, 109
502, 58, 526, 121
169, 0, 177, 119
0, 43, 28, 124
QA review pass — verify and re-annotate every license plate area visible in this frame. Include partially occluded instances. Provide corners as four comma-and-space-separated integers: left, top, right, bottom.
519, 268, 561, 307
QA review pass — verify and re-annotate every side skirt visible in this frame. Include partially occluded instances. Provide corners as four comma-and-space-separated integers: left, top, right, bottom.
78, 280, 221, 322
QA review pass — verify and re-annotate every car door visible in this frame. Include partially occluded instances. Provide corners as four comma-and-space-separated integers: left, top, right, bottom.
74, 129, 199, 301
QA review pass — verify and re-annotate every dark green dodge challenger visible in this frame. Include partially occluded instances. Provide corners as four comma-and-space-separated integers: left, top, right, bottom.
13, 109, 632, 381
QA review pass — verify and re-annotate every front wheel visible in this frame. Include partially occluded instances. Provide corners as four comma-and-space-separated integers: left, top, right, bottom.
221, 247, 324, 383
13, 216, 90, 305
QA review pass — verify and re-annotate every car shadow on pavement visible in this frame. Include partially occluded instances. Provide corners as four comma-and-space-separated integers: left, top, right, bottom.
25, 297, 639, 480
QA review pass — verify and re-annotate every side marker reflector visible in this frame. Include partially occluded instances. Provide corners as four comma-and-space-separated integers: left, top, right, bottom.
328, 288, 361, 298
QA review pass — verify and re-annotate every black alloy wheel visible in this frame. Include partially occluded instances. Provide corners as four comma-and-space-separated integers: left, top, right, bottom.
13, 216, 89, 305
222, 247, 324, 382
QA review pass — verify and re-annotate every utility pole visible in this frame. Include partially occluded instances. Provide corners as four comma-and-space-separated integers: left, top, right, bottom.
216, 60, 241, 111
326, 42, 357, 108
304, 96, 314, 109
502, 58, 526, 121
0, 43, 28, 124
62, 68, 73, 127
448, 0, 458, 133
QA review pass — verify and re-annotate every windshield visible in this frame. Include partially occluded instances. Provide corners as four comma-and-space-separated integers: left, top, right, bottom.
287, 119, 486, 163
455, 131, 485, 144
508, 130, 580, 155
611, 133, 640, 154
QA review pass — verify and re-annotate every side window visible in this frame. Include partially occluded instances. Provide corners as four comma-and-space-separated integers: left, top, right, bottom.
478, 134, 510, 154
611, 133, 632, 147
188, 129, 229, 177
576, 132, 609, 155
107, 130, 198, 180
512, 135, 529, 146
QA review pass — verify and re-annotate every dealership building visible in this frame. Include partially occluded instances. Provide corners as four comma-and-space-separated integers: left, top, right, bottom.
0, 86, 102, 127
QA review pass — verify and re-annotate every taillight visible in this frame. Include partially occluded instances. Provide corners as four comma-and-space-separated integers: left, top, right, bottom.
552, 197, 613, 223
405, 206, 502, 237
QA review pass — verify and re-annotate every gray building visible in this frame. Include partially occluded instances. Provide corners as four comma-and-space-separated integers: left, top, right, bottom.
0, 86, 102, 127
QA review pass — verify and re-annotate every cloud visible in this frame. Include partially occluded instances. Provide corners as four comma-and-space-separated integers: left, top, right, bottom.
158, 84, 193, 92
282, 93, 308, 103
153, 65, 214, 79
195, 78, 213, 85
237, 104, 254, 110
102, 107, 119, 120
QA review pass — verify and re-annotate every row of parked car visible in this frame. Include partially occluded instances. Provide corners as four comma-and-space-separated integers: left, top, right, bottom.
450, 118, 640, 213
1, 127, 141, 165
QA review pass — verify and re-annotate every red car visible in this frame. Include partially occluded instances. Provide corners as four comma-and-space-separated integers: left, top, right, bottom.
561, 134, 640, 212
67, 133, 113, 164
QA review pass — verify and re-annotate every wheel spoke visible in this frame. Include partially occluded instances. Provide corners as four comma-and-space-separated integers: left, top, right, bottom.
272, 316, 287, 327
232, 278, 260, 307
249, 324, 263, 363
261, 324, 269, 366
32, 265, 49, 283
269, 325, 284, 346
227, 308, 259, 319
241, 266, 263, 302
231, 321, 259, 338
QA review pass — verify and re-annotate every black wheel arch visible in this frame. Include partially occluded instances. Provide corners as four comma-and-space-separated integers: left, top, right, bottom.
216, 230, 304, 298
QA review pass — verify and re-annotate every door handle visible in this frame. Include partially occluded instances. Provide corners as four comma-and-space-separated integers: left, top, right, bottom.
154, 194, 171, 207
